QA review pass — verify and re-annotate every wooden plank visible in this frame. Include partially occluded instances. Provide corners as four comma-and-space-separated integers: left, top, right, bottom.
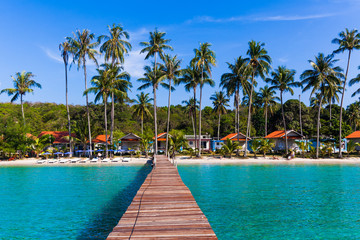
106, 155, 217, 239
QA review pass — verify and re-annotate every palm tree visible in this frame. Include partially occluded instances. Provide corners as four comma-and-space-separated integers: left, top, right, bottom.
210, 91, 230, 140
137, 66, 166, 153
258, 86, 279, 136
168, 130, 188, 161
1, 71, 41, 126
259, 139, 275, 157
221, 139, 240, 158
301, 53, 343, 158
347, 140, 360, 157
266, 66, 298, 154
99, 24, 132, 151
192, 43, 216, 156
179, 66, 204, 154
140, 29, 172, 154
67, 29, 99, 157
162, 54, 182, 155
59, 40, 73, 156
182, 98, 199, 139
244, 40, 272, 156
346, 102, 360, 131
84, 64, 130, 158
220, 56, 251, 146
332, 28, 360, 158
323, 84, 342, 127
133, 92, 153, 135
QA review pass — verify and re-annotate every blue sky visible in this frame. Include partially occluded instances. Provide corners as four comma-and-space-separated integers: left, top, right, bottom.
1, 0, 360, 108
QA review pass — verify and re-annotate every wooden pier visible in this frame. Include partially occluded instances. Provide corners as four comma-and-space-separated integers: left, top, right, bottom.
107, 155, 217, 239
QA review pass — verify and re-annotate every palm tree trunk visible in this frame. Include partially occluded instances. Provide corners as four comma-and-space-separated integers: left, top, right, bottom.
198, 84, 203, 157
65, 62, 72, 157
316, 96, 323, 159
165, 79, 172, 156
193, 88, 197, 155
281, 92, 288, 155
191, 114, 195, 140
83, 58, 92, 158
265, 104, 268, 137
141, 112, 144, 136
104, 98, 108, 158
299, 95, 303, 136
110, 92, 114, 158
217, 113, 221, 141
329, 101, 332, 128
339, 50, 352, 158
245, 73, 255, 156
153, 85, 158, 155
20, 94, 25, 126
236, 88, 240, 156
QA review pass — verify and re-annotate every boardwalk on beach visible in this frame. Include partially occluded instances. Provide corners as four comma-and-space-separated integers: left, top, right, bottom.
107, 155, 217, 239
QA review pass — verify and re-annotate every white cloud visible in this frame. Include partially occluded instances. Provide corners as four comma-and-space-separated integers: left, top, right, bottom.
123, 49, 145, 78
278, 57, 288, 63
41, 46, 63, 63
187, 13, 336, 24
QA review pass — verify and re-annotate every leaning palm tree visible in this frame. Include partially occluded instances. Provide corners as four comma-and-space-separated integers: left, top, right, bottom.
59, 40, 73, 156
99, 24, 132, 151
67, 29, 99, 157
266, 66, 298, 154
210, 91, 230, 141
140, 29, 172, 154
179, 66, 204, 155
137, 65, 166, 154
182, 97, 199, 139
332, 28, 360, 158
244, 40, 272, 156
162, 54, 182, 155
1, 71, 41, 126
220, 56, 251, 146
300, 53, 343, 159
133, 92, 153, 135
191, 43, 216, 156
84, 64, 130, 158
258, 86, 279, 136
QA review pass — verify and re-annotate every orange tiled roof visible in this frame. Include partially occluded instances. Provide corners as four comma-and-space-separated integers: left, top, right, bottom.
153, 132, 167, 140
26, 133, 36, 140
221, 132, 248, 141
38, 131, 76, 144
92, 135, 110, 143
346, 131, 360, 139
265, 130, 302, 139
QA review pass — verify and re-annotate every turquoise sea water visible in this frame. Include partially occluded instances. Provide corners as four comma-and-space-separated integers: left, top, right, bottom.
178, 165, 360, 240
0, 165, 151, 240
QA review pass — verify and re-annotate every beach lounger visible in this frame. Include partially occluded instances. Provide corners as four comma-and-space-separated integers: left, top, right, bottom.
101, 158, 110, 163
48, 159, 58, 163
70, 158, 80, 163
122, 158, 131, 162
79, 158, 89, 163
90, 158, 98, 163
59, 159, 69, 163
111, 158, 121, 162
37, 159, 46, 164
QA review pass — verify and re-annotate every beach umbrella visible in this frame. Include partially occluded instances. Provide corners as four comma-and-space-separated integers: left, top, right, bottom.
96, 149, 104, 152
54, 152, 63, 155
85, 150, 94, 152
107, 149, 114, 152
43, 152, 52, 155
64, 152, 73, 155
76, 150, 84, 153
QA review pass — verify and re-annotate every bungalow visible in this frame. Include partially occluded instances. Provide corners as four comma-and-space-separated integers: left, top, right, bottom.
120, 133, 141, 150
220, 132, 250, 151
346, 131, 360, 151
185, 135, 212, 152
92, 135, 110, 149
265, 130, 303, 151
38, 131, 76, 150
153, 132, 170, 152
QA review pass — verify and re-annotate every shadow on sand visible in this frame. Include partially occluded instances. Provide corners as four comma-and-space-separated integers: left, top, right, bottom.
76, 162, 152, 240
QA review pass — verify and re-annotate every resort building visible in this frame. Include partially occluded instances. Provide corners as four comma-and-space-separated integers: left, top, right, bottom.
92, 135, 110, 149
220, 132, 249, 151
346, 131, 360, 151
120, 133, 141, 150
185, 135, 212, 152
153, 132, 171, 152
38, 131, 75, 150
265, 130, 303, 151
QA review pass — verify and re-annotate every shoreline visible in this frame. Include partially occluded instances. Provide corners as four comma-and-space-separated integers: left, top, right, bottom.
2, 156, 360, 166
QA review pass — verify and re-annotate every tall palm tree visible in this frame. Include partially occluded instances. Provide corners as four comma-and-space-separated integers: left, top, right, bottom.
133, 92, 153, 135
1, 71, 41, 126
162, 54, 182, 155
220, 56, 251, 146
323, 83, 342, 127
258, 86, 279, 136
301, 53, 343, 158
179, 66, 204, 154
210, 91, 230, 140
191, 43, 216, 156
137, 65, 166, 153
99, 24, 132, 151
266, 66, 298, 154
244, 40, 272, 156
346, 102, 360, 131
140, 29, 172, 154
332, 28, 360, 158
67, 29, 99, 157
59, 40, 73, 156
182, 98, 199, 139
84, 64, 130, 158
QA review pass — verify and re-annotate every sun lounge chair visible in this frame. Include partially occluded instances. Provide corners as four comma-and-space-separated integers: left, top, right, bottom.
101, 158, 110, 163
48, 159, 58, 164
70, 158, 80, 163
59, 159, 69, 163
37, 159, 46, 164
79, 158, 89, 163
111, 158, 121, 162
90, 158, 98, 163
122, 158, 131, 162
